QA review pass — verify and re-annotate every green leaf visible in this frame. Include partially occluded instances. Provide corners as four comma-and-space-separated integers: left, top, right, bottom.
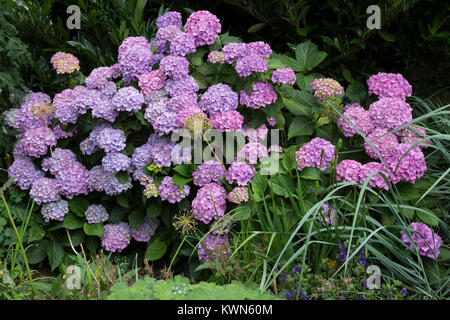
109, 206, 128, 222
341, 67, 352, 82
288, 116, 315, 139
147, 201, 162, 218
46, 242, 64, 271
282, 148, 298, 171
194, 262, 211, 272
26, 226, 45, 242
283, 98, 309, 117
378, 30, 395, 42
295, 41, 327, 72
146, 238, 168, 261
267, 58, 285, 70
233, 204, 252, 221
48, 212, 84, 231
116, 171, 130, 184
173, 164, 196, 177
270, 175, 296, 197
27, 242, 48, 264
68, 197, 90, 217
416, 209, 439, 227
252, 172, 268, 195
295, 73, 315, 91
398, 184, 421, 201
278, 55, 301, 72
129, 209, 144, 228
189, 48, 208, 66
299, 167, 320, 180
247, 23, 266, 33
345, 80, 366, 103
117, 194, 130, 208
83, 223, 104, 237
172, 173, 192, 189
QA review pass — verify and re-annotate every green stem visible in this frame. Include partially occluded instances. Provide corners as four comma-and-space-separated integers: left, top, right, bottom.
0, 192, 35, 296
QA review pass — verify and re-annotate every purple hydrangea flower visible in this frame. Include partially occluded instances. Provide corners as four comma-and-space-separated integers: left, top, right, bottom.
210, 111, 243, 132
139, 70, 166, 96
367, 72, 412, 100
156, 11, 182, 29
86, 165, 110, 193
112, 87, 144, 112
235, 54, 268, 77
103, 172, 133, 196
41, 200, 69, 222
53, 89, 80, 125
310, 78, 343, 103
101, 222, 131, 253
400, 222, 441, 259
368, 98, 413, 131
184, 10, 221, 46
336, 159, 362, 183
159, 55, 189, 80
85, 67, 112, 89
242, 124, 269, 142
364, 128, 400, 160
55, 161, 89, 199
118, 36, 154, 83
237, 142, 269, 164
192, 160, 226, 186
271, 68, 296, 85
21, 127, 57, 158
130, 217, 159, 242
170, 32, 197, 56
30, 178, 60, 205
102, 152, 131, 174
225, 161, 255, 186
200, 83, 238, 116
156, 25, 183, 53
53, 125, 77, 140
295, 138, 336, 171
198, 234, 230, 263
337, 103, 374, 137
385, 143, 426, 184
85, 204, 109, 224
246, 41, 272, 58
158, 176, 190, 203
96, 127, 126, 153
15, 92, 53, 131
164, 75, 199, 97
41, 148, 77, 175
239, 82, 277, 109
226, 187, 249, 204
50, 52, 80, 74
207, 51, 225, 64
358, 162, 390, 190
192, 182, 227, 224
222, 42, 248, 63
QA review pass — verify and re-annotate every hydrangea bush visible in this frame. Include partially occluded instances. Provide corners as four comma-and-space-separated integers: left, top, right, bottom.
2, 9, 442, 278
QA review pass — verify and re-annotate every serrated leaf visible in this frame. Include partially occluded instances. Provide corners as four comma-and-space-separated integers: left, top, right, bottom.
233, 204, 252, 221
298, 167, 320, 180
288, 116, 315, 139
83, 222, 104, 237
172, 173, 192, 189
416, 210, 439, 227
295, 41, 327, 72
146, 238, 167, 261
346, 80, 366, 103
129, 209, 144, 228
116, 171, 130, 184
48, 212, 84, 231
68, 197, 90, 217
46, 242, 64, 271
267, 58, 285, 70
247, 23, 266, 33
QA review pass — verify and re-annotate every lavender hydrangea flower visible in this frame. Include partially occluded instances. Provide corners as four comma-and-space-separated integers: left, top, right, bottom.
192, 182, 227, 224
55, 161, 89, 199
225, 161, 255, 186
235, 54, 268, 77
198, 234, 229, 263
85, 67, 112, 89
50, 52, 80, 74
86, 165, 109, 193
156, 25, 183, 53
118, 36, 154, 83
210, 111, 243, 132
41, 200, 69, 222
156, 11, 182, 29
242, 124, 269, 142
358, 162, 390, 190
102, 152, 131, 174
131, 142, 154, 169
84, 204, 109, 224
400, 222, 441, 259
271, 68, 296, 85
310, 78, 343, 103
222, 42, 248, 63
239, 82, 277, 109
103, 172, 133, 196
318, 203, 336, 226
170, 32, 197, 56
367, 72, 412, 100
385, 143, 426, 184
159, 55, 189, 80
139, 70, 166, 96
337, 103, 374, 137
150, 140, 176, 167
200, 83, 238, 116
15, 92, 53, 131
2, 108, 19, 128
53, 125, 76, 140
80, 137, 99, 155
30, 178, 60, 205
184, 10, 221, 46
41, 148, 77, 175
246, 41, 272, 57
112, 87, 144, 112
101, 222, 131, 252
226, 187, 249, 204
295, 137, 336, 171
368, 98, 413, 131
21, 127, 57, 158
237, 142, 269, 164
336, 159, 362, 183
8, 158, 44, 190
53, 89, 79, 125
96, 127, 126, 153
158, 176, 190, 203
130, 217, 159, 242
364, 128, 400, 160
192, 160, 226, 186
164, 75, 199, 97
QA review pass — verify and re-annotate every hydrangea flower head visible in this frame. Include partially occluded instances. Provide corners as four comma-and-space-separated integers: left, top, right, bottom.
85, 204, 109, 224
55, 161, 89, 198
139, 70, 166, 96
159, 55, 189, 79
198, 234, 229, 263
235, 54, 268, 77
53, 89, 79, 125
156, 11, 182, 29
21, 127, 57, 158
400, 222, 441, 259
385, 143, 426, 184
15, 92, 53, 131
337, 103, 374, 137
207, 51, 225, 64
336, 159, 362, 183
170, 32, 197, 56
184, 10, 221, 46
226, 187, 249, 204
41, 148, 77, 175
210, 111, 243, 132
158, 176, 190, 203
225, 161, 254, 186
367, 72, 412, 100
102, 152, 131, 174
30, 178, 60, 205
130, 217, 159, 242
164, 76, 199, 97
193, 160, 226, 186
192, 182, 227, 224
85, 67, 113, 89
271, 68, 296, 85
50, 52, 80, 74
239, 82, 277, 109
200, 83, 238, 116
398, 126, 430, 149
364, 128, 400, 160
368, 98, 412, 131
296, 138, 336, 171
41, 200, 69, 222
96, 127, 126, 153
177, 106, 210, 135
222, 43, 248, 63
310, 78, 343, 102
112, 87, 144, 112
358, 162, 390, 190
101, 222, 131, 252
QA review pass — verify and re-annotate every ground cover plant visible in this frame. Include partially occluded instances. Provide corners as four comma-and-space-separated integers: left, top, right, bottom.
0, 4, 448, 300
